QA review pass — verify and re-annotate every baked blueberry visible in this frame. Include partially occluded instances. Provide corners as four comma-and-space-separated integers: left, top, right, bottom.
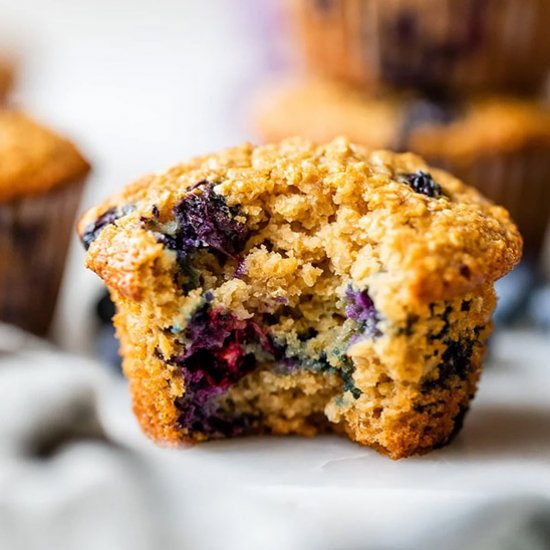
402, 171, 442, 198
81, 205, 135, 250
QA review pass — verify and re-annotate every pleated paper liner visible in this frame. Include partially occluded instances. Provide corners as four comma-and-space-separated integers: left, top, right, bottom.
288, 0, 550, 93
0, 177, 86, 336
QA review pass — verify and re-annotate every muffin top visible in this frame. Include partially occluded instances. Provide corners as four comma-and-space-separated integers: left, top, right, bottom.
254, 80, 550, 163
0, 110, 90, 202
79, 138, 521, 317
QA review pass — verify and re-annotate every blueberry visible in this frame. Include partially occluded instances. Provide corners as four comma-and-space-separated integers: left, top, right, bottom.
172, 182, 248, 259
81, 205, 135, 250
234, 257, 247, 279
527, 284, 550, 332
93, 291, 121, 371
345, 285, 381, 337
95, 290, 115, 324
402, 171, 442, 198
339, 357, 362, 399
149, 182, 249, 284
171, 305, 273, 436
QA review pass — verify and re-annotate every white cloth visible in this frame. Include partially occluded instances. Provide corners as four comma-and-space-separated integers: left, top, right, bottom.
1, 324, 549, 550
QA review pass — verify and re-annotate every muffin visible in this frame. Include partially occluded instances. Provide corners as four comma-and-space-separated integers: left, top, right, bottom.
255, 80, 550, 256
78, 138, 521, 459
0, 56, 15, 102
0, 110, 90, 335
287, 0, 550, 94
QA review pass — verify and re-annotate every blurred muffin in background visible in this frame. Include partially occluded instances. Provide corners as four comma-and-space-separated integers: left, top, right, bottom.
0, 110, 90, 336
254, 79, 550, 257
0, 55, 15, 102
287, 0, 550, 94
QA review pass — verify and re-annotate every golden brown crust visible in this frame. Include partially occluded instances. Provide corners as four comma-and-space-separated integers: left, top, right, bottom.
0, 110, 90, 202
80, 138, 521, 309
114, 301, 184, 444
85, 224, 164, 301
341, 337, 484, 459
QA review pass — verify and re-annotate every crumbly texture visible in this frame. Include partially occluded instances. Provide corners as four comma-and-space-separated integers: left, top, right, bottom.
0, 110, 90, 202
254, 80, 550, 255
288, 0, 550, 93
79, 138, 521, 459
254, 80, 550, 162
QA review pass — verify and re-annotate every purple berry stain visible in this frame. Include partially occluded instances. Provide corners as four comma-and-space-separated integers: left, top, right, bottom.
402, 171, 442, 198
81, 205, 135, 250
149, 182, 249, 287
172, 304, 274, 437
345, 286, 381, 338
171, 181, 248, 259
421, 338, 475, 392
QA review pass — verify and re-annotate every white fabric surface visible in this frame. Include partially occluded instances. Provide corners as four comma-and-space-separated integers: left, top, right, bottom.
1, 324, 549, 550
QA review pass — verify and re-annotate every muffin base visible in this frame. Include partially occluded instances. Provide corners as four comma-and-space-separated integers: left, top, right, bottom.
113, 281, 494, 459
0, 177, 85, 336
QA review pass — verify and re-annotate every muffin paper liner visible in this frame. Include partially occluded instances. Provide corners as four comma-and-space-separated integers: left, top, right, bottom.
0, 178, 86, 336
432, 149, 550, 258
290, 0, 550, 93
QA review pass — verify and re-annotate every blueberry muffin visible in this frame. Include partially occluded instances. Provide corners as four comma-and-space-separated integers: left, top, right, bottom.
255, 80, 550, 257
0, 110, 90, 335
288, 0, 550, 94
78, 138, 521, 459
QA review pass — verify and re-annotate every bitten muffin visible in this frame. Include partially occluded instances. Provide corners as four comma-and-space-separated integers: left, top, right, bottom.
78, 138, 521, 459
287, 0, 550, 94
0, 110, 90, 335
255, 80, 550, 257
